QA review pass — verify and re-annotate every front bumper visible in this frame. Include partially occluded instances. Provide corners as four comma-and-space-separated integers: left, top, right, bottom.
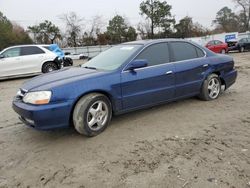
12, 99, 74, 130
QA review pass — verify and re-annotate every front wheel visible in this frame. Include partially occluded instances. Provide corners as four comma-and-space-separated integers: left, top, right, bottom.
42, 62, 58, 73
73, 93, 112, 137
199, 74, 221, 101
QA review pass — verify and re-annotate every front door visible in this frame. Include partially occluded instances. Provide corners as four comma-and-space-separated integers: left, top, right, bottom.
121, 43, 175, 110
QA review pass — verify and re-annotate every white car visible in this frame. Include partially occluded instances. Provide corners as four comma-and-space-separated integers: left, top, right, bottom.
64, 52, 88, 60
0, 45, 62, 80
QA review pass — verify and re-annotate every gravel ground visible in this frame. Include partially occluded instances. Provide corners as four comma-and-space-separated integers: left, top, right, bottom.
0, 53, 249, 188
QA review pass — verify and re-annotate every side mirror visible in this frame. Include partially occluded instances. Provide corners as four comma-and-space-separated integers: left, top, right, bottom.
0, 54, 4, 59
125, 59, 148, 71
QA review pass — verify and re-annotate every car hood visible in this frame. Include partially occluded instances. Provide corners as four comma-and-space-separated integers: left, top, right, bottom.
22, 67, 104, 91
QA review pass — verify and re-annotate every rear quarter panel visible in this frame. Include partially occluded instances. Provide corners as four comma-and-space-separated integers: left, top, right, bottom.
207, 54, 236, 88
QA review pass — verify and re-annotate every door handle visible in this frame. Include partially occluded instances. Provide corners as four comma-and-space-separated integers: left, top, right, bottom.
165, 71, 173, 75
203, 64, 209, 67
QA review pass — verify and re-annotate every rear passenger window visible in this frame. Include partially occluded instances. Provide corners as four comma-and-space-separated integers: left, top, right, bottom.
208, 41, 215, 45
21, 46, 45, 56
171, 42, 204, 61
240, 38, 247, 43
196, 48, 205, 58
136, 43, 170, 66
215, 40, 222, 45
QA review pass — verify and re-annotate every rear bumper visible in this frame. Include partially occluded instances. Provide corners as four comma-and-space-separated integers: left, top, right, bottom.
12, 100, 74, 130
223, 69, 237, 89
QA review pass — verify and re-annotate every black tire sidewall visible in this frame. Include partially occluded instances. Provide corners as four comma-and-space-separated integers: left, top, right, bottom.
200, 74, 221, 101
74, 94, 112, 136
42, 62, 58, 73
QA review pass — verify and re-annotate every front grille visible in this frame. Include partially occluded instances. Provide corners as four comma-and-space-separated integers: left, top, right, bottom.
16, 88, 28, 101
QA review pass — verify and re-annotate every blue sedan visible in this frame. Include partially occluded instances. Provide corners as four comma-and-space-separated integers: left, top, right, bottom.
13, 39, 237, 136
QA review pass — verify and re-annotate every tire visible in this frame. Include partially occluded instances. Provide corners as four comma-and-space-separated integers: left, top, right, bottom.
73, 93, 112, 137
42, 62, 58, 73
221, 49, 226, 54
199, 74, 221, 101
239, 46, 244, 53
63, 57, 73, 67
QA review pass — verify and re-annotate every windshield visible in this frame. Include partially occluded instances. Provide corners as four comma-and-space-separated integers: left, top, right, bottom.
82, 44, 142, 71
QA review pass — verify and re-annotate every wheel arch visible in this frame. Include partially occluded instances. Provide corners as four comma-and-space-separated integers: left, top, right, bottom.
41, 60, 59, 72
69, 90, 115, 127
210, 71, 226, 86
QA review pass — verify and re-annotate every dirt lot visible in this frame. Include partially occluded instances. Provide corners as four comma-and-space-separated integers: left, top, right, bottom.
0, 53, 250, 188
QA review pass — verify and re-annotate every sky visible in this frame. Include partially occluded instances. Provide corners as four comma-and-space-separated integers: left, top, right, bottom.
0, 0, 236, 31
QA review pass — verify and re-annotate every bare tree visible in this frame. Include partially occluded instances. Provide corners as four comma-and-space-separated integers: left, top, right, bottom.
81, 15, 105, 45
140, 0, 175, 38
137, 21, 151, 39
90, 15, 105, 37
60, 12, 84, 47
82, 15, 106, 45
233, 0, 250, 31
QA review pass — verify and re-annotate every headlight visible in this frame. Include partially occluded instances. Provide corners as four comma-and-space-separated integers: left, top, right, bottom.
23, 91, 52, 105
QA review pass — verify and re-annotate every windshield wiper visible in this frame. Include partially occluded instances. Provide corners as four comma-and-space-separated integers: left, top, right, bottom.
83, 66, 97, 70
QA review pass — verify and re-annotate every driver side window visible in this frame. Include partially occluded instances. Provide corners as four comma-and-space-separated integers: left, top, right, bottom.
2, 47, 21, 58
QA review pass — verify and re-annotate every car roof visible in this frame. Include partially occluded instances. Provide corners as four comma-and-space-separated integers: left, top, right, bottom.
123, 38, 191, 46
3, 44, 50, 49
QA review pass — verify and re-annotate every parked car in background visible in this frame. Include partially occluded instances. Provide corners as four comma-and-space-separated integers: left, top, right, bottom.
43, 44, 73, 67
65, 52, 88, 60
205, 40, 228, 54
13, 39, 237, 137
0, 45, 64, 80
227, 38, 250, 52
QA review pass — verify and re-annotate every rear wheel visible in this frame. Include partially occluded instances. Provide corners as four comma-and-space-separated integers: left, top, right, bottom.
199, 74, 221, 101
221, 49, 226, 54
73, 93, 112, 137
42, 62, 58, 73
239, 46, 245, 53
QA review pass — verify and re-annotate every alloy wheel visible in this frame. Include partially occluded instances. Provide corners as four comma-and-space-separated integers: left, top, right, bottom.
87, 101, 109, 131
208, 78, 220, 99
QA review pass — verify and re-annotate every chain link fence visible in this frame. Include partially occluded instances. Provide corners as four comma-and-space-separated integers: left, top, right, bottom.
62, 45, 113, 59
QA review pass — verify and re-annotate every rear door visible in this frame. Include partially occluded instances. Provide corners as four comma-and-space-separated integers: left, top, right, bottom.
169, 41, 209, 98
207, 41, 215, 52
0, 47, 22, 77
20, 46, 46, 73
214, 40, 223, 53
121, 43, 175, 110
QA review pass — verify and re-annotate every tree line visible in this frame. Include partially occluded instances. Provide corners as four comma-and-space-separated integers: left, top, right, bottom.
0, 0, 249, 50
0, 12, 32, 50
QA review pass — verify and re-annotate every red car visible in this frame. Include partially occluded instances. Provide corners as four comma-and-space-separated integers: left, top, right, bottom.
205, 40, 228, 54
